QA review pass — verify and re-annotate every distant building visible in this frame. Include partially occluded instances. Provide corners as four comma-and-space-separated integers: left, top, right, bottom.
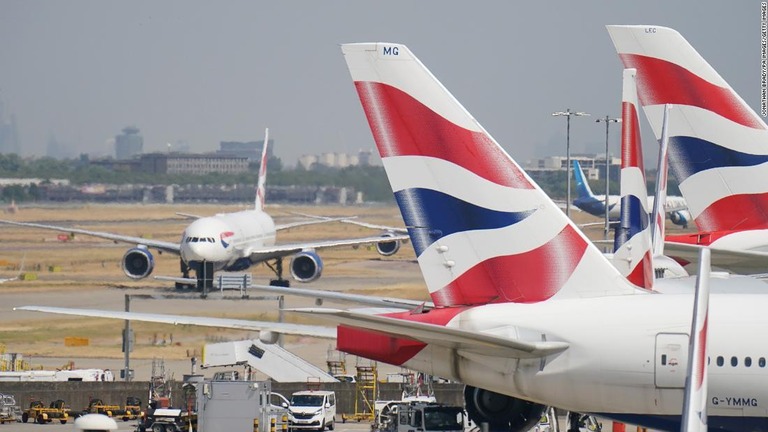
524, 155, 620, 180
115, 126, 143, 160
139, 153, 249, 175
298, 149, 378, 170
217, 138, 274, 161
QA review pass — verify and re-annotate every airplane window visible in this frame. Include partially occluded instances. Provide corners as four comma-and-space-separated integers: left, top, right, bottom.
716, 356, 724, 367
731, 356, 738, 367
707, 357, 710, 365
760, 358, 766, 367
745, 357, 752, 367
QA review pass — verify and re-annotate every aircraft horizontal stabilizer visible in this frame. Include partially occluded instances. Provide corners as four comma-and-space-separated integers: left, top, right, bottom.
290, 308, 569, 359
15, 306, 336, 339
664, 242, 768, 274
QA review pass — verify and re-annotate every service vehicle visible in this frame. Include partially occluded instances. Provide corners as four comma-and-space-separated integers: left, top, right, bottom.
375, 402, 465, 432
287, 390, 336, 431
21, 400, 69, 424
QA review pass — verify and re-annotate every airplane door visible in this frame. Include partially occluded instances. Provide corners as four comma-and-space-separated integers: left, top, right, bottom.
655, 333, 688, 388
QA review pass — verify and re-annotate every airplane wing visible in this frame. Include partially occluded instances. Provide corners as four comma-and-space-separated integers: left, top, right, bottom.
246, 284, 433, 310
244, 233, 411, 262
150, 278, 431, 309
291, 308, 569, 359
665, 241, 768, 274
338, 219, 408, 234
14, 306, 335, 339
0, 219, 181, 254
274, 216, 355, 232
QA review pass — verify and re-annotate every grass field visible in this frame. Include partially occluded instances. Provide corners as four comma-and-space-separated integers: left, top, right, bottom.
0, 202, 692, 376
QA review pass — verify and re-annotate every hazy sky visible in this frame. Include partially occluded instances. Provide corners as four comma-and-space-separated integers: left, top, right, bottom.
0, 1, 760, 166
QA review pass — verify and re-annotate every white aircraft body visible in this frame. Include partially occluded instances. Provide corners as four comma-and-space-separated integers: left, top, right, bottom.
0, 130, 407, 288
16, 42, 768, 432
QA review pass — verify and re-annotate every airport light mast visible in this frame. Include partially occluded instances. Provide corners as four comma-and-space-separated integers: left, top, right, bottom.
552, 109, 590, 218
596, 115, 621, 242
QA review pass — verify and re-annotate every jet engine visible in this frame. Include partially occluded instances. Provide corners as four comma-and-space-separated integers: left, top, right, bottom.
464, 386, 546, 432
669, 210, 691, 228
290, 250, 323, 283
122, 246, 155, 279
376, 232, 402, 256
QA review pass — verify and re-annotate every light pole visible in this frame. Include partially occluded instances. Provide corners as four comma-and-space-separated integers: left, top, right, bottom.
552, 109, 590, 217
596, 115, 621, 242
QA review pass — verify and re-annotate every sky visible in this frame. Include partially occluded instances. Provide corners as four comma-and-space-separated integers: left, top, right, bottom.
0, 1, 760, 167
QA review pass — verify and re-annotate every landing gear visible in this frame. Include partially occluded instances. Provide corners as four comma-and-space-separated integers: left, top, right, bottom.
266, 257, 290, 287
175, 259, 195, 290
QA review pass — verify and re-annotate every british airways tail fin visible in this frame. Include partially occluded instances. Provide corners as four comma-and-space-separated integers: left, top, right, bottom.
608, 25, 768, 233
650, 104, 672, 256
572, 160, 595, 200
342, 43, 640, 307
681, 248, 710, 432
613, 68, 653, 290
255, 128, 269, 211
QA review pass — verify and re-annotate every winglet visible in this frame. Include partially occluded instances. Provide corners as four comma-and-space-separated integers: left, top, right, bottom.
255, 128, 269, 211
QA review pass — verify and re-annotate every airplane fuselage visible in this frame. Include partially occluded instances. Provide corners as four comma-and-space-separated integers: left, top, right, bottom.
353, 287, 768, 432
180, 210, 276, 270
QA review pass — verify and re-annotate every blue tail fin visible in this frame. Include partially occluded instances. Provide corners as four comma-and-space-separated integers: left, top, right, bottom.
573, 160, 595, 199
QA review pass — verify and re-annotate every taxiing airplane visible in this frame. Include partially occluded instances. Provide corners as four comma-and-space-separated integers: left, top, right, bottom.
608, 25, 768, 273
572, 160, 689, 227
0, 130, 408, 289
16, 43, 768, 432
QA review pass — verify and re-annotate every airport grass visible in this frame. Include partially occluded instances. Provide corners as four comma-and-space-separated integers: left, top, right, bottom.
0, 202, 693, 366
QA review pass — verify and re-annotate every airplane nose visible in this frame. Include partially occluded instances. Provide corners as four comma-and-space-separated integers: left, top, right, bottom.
181, 237, 218, 262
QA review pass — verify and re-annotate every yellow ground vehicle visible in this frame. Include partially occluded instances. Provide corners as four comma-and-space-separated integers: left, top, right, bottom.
84, 398, 122, 417
21, 400, 69, 424
120, 396, 144, 421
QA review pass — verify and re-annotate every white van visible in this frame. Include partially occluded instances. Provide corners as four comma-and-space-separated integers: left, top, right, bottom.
287, 390, 336, 431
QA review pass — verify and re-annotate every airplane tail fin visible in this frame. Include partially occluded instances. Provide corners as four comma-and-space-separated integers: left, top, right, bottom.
613, 68, 653, 290
342, 43, 639, 307
255, 128, 269, 211
572, 160, 595, 199
650, 104, 672, 256
608, 25, 768, 232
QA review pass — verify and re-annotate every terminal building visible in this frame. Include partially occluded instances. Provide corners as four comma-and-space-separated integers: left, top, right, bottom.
524, 155, 621, 181
138, 153, 250, 175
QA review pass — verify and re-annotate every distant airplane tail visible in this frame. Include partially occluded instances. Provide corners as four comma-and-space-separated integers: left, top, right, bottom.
650, 104, 672, 255
255, 128, 269, 211
343, 43, 639, 307
613, 68, 652, 290
608, 25, 768, 233
572, 160, 595, 200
